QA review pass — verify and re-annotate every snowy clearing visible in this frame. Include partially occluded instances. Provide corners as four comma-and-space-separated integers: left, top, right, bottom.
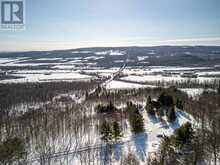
105, 80, 156, 90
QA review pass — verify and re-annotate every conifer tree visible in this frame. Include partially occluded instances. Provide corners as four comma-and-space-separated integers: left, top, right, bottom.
174, 122, 194, 146
112, 121, 122, 141
167, 107, 176, 123
146, 96, 155, 115
100, 120, 112, 143
127, 104, 144, 134
176, 98, 183, 110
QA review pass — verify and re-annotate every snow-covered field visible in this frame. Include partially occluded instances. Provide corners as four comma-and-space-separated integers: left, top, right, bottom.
179, 88, 217, 98
0, 72, 94, 83
179, 88, 205, 97
104, 80, 214, 98
1, 56, 220, 85
0, 57, 29, 64
120, 75, 219, 83
105, 80, 156, 89
95, 50, 125, 56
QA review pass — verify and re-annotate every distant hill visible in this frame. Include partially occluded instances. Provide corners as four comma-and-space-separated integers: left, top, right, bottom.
1, 46, 220, 67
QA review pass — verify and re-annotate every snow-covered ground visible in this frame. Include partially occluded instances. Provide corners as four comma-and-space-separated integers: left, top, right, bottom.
1, 56, 219, 86
14, 69, 74, 74
120, 75, 220, 83
150, 66, 211, 72
84, 56, 105, 60
197, 71, 220, 76
0, 58, 18, 64
82, 68, 120, 78
179, 88, 217, 98
52, 65, 76, 69
179, 88, 204, 98
141, 108, 194, 154
95, 50, 125, 56
137, 56, 149, 61
0, 72, 94, 83
105, 80, 156, 89
71, 51, 91, 54
33, 104, 194, 165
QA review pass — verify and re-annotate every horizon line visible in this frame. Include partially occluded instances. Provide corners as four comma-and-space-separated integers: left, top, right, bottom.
1, 44, 220, 53
1, 37, 220, 52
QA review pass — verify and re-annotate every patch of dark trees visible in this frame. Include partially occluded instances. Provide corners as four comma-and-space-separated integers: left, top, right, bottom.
145, 88, 184, 122
96, 101, 117, 113
0, 81, 97, 110
127, 102, 144, 134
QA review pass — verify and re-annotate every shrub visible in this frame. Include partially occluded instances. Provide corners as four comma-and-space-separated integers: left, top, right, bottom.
174, 122, 194, 146
122, 153, 139, 165
96, 101, 117, 113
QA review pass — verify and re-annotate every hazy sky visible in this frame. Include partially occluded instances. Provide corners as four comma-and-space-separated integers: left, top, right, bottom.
0, 0, 220, 51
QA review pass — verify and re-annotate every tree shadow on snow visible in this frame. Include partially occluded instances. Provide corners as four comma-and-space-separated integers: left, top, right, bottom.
176, 110, 191, 121
99, 143, 122, 165
168, 117, 181, 130
112, 143, 122, 161
132, 132, 147, 161
148, 114, 159, 124
100, 144, 112, 165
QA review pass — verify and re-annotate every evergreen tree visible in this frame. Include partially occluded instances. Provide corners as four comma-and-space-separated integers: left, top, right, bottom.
96, 101, 116, 113
167, 107, 176, 123
96, 103, 104, 113
158, 135, 178, 165
147, 96, 152, 105
174, 122, 194, 146
132, 113, 144, 133
107, 101, 115, 112
158, 92, 174, 107
146, 96, 155, 115
176, 98, 183, 110
154, 122, 198, 165
85, 90, 89, 99
127, 104, 144, 134
100, 120, 112, 143
112, 121, 122, 141
218, 84, 220, 94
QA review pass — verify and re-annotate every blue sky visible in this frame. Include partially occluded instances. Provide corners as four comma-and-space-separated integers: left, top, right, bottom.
0, 0, 220, 51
